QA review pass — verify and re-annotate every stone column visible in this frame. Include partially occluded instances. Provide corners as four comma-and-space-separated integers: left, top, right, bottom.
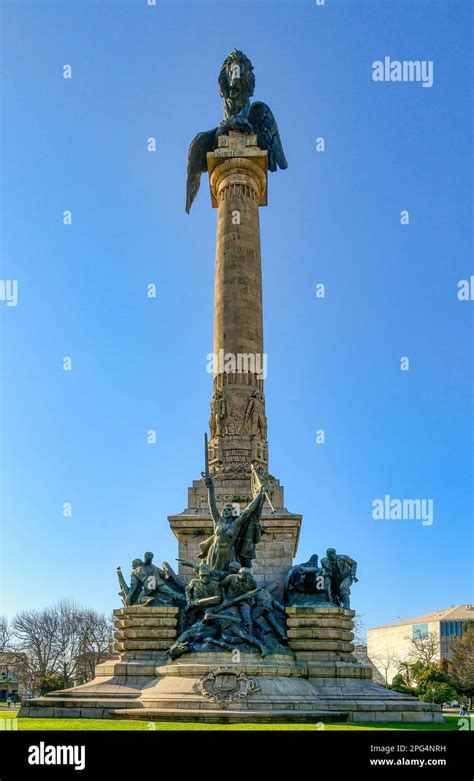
169, 131, 302, 597
207, 131, 269, 474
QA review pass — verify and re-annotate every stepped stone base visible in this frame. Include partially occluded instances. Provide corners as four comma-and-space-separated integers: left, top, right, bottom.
20, 606, 444, 724
285, 607, 443, 723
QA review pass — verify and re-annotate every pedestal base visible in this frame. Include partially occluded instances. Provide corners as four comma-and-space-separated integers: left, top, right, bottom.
20, 607, 444, 724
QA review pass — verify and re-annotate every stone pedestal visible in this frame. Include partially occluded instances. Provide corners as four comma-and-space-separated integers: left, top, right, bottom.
286, 606, 356, 662
113, 606, 179, 661
284, 606, 443, 723
20, 604, 443, 723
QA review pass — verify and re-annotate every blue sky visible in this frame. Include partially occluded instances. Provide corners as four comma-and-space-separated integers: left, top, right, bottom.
1, 0, 472, 633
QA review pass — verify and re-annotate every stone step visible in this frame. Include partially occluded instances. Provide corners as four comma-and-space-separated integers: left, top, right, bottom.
109, 707, 349, 723
115, 629, 176, 640
288, 629, 354, 641
114, 618, 178, 629
115, 640, 172, 651
114, 607, 179, 617
30, 691, 141, 701
286, 607, 355, 618
294, 652, 356, 662
290, 640, 354, 652
19, 698, 140, 718
287, 618, 354, 629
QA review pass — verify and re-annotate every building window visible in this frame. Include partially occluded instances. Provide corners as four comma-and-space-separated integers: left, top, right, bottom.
441, 620, 467, 638
413, 623, 429, 640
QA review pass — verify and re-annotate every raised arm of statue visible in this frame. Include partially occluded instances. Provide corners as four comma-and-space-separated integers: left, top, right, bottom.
204, 475, 221, 526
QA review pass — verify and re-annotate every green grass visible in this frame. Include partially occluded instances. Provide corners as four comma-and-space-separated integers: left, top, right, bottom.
0, 712, 467, 731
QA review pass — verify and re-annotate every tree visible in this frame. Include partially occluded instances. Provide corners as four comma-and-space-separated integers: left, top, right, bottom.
390, 673, 414, 696
72, 609, 114, 685
397, 660, 415, 688
0, 616, 10, 652
407, 631, 440, 665
413, 662, 449, 695
11, 601, 114, 695
447, 622, 474, 708
12, 606, 61, 695
35, 673, 64, 695
419, 681, 457, 706
353, 613, 366, 647
371, 647, 399, 685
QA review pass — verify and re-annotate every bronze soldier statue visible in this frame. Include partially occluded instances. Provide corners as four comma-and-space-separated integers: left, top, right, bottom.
321, 548, 358, 610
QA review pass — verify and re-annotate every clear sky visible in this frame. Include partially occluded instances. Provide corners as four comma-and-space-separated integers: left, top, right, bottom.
1, 0, 472, 633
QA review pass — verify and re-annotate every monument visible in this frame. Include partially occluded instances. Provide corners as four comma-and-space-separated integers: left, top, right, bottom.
20, 51, 443, 724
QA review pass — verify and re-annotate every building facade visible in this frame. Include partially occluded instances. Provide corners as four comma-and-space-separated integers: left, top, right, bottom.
367, 605, 474, 684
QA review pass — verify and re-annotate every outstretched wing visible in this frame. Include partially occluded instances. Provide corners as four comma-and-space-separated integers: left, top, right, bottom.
248, 101, 288, 172
185, 128, 218, 213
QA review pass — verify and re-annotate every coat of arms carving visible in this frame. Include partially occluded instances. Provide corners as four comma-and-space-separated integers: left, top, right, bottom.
192, 668, 261, 707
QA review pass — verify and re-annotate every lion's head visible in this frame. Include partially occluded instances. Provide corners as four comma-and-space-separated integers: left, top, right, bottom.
218, 49, 255, 107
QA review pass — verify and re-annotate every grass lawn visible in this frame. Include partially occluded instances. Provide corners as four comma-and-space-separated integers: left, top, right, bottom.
0, 711, 466, 731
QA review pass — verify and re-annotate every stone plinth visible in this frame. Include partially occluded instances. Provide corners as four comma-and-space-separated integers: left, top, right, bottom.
109, 653, 346, 724
113, 606, 179, 661
284, 606, 444, 723
286, 606, 356, 661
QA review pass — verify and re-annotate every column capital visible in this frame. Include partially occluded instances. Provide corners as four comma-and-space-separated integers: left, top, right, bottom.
207, 131, 268, 207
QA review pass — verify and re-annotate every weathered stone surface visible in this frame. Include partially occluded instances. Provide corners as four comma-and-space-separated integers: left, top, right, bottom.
116, 640, 172, 651
115, 629, 176, 641
114, 607, 178, 618
287, 617, 353, 629
293, 651, 356, 662
114, 617, 178, 629
290, 640, 355, 652
111, 606, 178, 658
287, 628, 354, 642
119, 650, 167, 662
303, 662, 372, 680
286, 606, 355, 618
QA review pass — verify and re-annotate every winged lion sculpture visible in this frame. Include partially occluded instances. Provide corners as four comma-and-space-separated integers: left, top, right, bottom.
186, 49, 288, 213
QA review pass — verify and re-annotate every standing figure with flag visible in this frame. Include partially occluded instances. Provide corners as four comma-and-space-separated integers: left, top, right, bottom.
199, 436, 267, 570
